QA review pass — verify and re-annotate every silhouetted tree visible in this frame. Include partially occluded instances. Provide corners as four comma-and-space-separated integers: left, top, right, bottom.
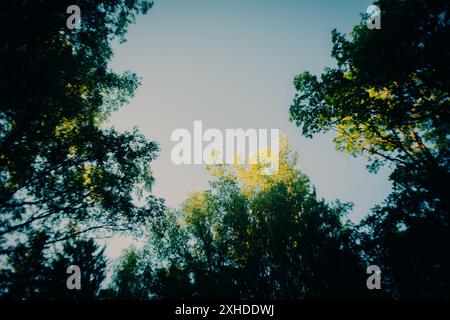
47, 236, 107, 299
0, 231, 50, 299
0, 0, 164, 257
0, 232, 106, 299
289, 0, 449, 298
110, 246, 150, 299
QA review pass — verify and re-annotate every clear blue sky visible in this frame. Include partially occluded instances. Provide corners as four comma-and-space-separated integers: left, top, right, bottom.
104, 0, 391, 258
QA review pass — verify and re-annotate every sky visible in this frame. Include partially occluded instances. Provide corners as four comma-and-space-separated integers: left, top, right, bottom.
104, 0, 391, 259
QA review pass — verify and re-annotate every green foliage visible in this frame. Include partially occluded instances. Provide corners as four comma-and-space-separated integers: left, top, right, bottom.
290, 0, 449, 173
0, 0, 164, 255
110, 246, 149, 299
2, 0, 448, 301
112, 142, 368, 299
289, 0, 449, 298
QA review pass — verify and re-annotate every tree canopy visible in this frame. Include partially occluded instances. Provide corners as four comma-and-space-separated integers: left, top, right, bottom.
0, 0, 163, 256
289, 0, 449, 298
290, 0, 449, 174
1, 0, 448, 301
111, 141, 369, 299
0, 232, 107, 299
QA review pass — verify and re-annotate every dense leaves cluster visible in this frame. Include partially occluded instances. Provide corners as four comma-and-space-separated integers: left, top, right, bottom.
0, 0, 163, 256
0, 232, 106, 299
290, 0, 449, 298
111, 143, 369, 299
1, 0, 448, 300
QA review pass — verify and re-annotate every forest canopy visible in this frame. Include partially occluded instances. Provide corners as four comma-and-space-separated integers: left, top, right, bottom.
0, 0, 448, 300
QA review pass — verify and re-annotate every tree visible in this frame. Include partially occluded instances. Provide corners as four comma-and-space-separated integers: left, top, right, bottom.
0, 231, 50, 299
0, 0, 164, 256
289, 0, 449, 298
113, 140, 368, 299
48, 236, 107, 299
110, 246, 150, 299
290, 0, 449, 174
0, 232, 107, 299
